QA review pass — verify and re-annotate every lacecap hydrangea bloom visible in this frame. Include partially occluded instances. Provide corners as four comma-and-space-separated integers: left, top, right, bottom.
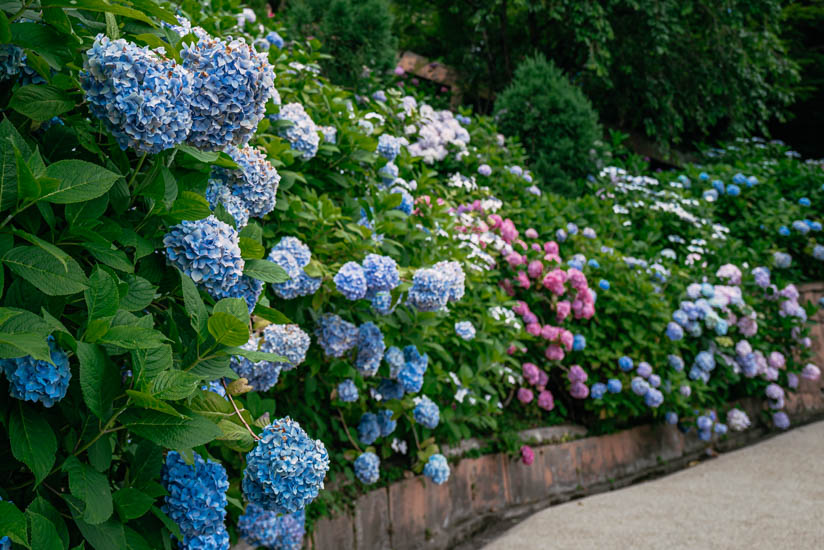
238, 504, 305, 550
164, 216, 245, 301
267, 237, 321, 299
354, 452, 380, 485
243, 417, 330, 514
81, 35, 193, 154
334, 261, 368, 300
355, 322, 386, 376
414, 396, 440, 429
261, 324, 310, 372
1, 338, 71, 407
315, 314, 358, 357
423, 454, 450, 485
207, 145, 280, 224
272, 102, 320, 160
162, 451, 229, 547
181, 29, 275, 150
231, 335, 281, 391
454, 321, 476, 340
337, 379, 359, 402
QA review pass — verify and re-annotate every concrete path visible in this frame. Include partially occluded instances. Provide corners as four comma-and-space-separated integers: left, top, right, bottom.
483, 421, 824, 550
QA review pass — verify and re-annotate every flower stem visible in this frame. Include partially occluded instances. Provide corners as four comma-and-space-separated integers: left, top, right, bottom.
337, 408, 362, 453
222, 379, 261, 441
127, 153, 148, 190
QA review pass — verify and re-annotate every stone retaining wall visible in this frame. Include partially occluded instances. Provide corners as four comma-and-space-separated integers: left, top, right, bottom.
300, 283, 824, 550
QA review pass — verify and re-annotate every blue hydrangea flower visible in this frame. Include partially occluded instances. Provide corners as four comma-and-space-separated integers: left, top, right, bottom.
377, 134, 403, 161
792, 220, 810, 235
385, 346, 404, 378
1, 338, 71, 407
414, 396, 439, 429
778, 225, 790, 236
376, 379, 405, 401
607, 379, 622, 393
334, 261, 368, 300
667, 355, 684, 371
711, 180, 725, 194
320, 125, 337, 144
358, 412, 380, 445
407, 268, 448, 312
81, 35, 194, 154
398, 345, 428, 393
423, 454, 450, 485
377, 409, 396, 436
591, 383, 607, 400
631, 377, 650, 396
203, 380, 227, 398
338, 379, 359, 402
648, 374, 661, 388
773, 252, 792, 268
372, 90, 387, 102
618, 356, 633, 372
315, 314, 358, 358
698, 172, 709, 180
206, 183, 250, 229
268, 237, 321, 300
813, 245, 824, 261
637, 362, 653, 378
271, 103, 320, 160
726, 184, 740, 196
695, 351, 715, 372
182, 31, 275, 150
672, 310, 689, 327
644, 388, 663, 407
390, 186, 414, 215
799, 197, 811, 207
230, 335, 281, 391
162, 451, 228, 539
665, 412, 678, 425
379, 162, 399, 184
182, 530, 230, 550
478, 164, 492, 176
362, 254, 400, 294
208, 145, 280, 220
556, 229, 567, 242
242, 417, 330, 514
261, 324, 310, 372
0, 44, 23, 81
354, 452, 380, 485
713, 423, 728, 435
371, 290, 394, 315
231, 275, 264, 313
253, 38, 270, 52
266, 31, 285, 49
164, 216, 245, 301
454, 321, 476, 341
355, 322, 386, 376
696, 416, 713, 431
666, 322, 684, 341
572, 334, 586, 351
238, 504, 305, 550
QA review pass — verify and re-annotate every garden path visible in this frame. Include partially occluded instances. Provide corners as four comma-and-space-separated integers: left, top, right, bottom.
482, 420, 824, 550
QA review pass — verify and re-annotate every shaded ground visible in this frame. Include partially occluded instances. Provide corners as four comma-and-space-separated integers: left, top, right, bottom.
481, 421, 824, 550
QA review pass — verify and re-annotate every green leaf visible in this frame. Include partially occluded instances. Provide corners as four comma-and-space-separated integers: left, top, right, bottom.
252, 304, 293, 324
85, 267, 119, 321
207, 312, 249, 346
14, 140, 40, 201
41, 0, 155, 25
175, 144, 238, 168
239, 236, 265, 259
27, 497, 69, 549
214, 297, 249, 323
9, 85, 74, 122
28, 510, 63, 550
243, 259, 289, 283
223, 346, 287, 364
42, 160, 120, 204
167, 190, 211, 222
0, 332, 52, 362
113, 489, 154, 521
63, 456, 113, 525
3, 246, 88, 295
9, 402, 57, 486
83, 243, 133, 273
104, 12, 119, 40
125, 527, 153, 550
125, 390, 186, 418
120, 275, 155, 311
99, 325, 167, 349
10, 229, 71, 270
87, 435, 113, 473
131, 345, 172, 384
64, 495, 127, 550
0, 12, 10, 43
150, 369, 201, 400
180, 271, 207, 337
0, 500, 28, 546
119, 408, 222, 450
217, 419, 255, 446
77, 342, 119, 419
0, 118, 31, 211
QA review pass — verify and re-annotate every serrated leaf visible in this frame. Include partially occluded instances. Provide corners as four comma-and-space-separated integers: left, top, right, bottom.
217, 419, 255, 447
126, 390, 186, 418
87, 435, 113, 473
41, 0, 154, 25
131, 345, 173, 385
83, 243, 133, 273
77, 342, 119, 419
63, 456, 113, 525
63, 494, 127, 550
207, 312, 249, 346
99, 325, 167, 349
9, 85, 74, 122
43, 160, 120, 204
188, 355, 238, 381
27, 497, 69, 549
9, 402, 57, 485
167, 190, 211, 222
0, 501, 28, 545
239, 237, 265, 259
252, 304, 293, 324
85, 267, 119, 321
28, 510, 63, 550
120, 275, 155, 311
223, 346, 287, 363
214, 297, 249, 323
243, 259, 289, 283
119, 408, 222, 450
113, 489, 154, 521
3, 246, 88, 296
180, 270, 208, 337
150, 369, 201, 400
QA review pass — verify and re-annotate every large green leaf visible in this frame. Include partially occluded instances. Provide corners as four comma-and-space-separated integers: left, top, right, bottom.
99, 325, 167, 349
3, 246, 88, 296
85, 267, 119, 321
213, 297, 249, 323
131, 345, 172, 385
41, 0, 155, 25
42, 160, 120, 204
0, 501, 28, 545
27, 511, 63, 550
243, 258, 290, 283
77, 342, 119, 419
9, 402, 57, 485
63, 456, 113, 525
0, 118, 32, 211
207, 312, 249, 346
9, 85, 74, 122
125, 390, 186, 418
120, 275, 156, 311
150, 369, 201, 400
119, 408, 222, 450
180, 270, 207, 337
63, 495, 127, 550
167, 190, 211, 222
113, 488, 154, 521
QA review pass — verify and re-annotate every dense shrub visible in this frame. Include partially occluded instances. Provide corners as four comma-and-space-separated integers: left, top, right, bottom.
494, 54, 602, 196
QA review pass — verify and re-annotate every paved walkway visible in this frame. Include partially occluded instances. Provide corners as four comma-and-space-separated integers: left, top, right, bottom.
483, 421, 824, 550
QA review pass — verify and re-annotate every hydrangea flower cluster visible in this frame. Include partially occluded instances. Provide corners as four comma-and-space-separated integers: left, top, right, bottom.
267, 237, 322, 299
406, 106, 470, 163
355, 322, 386, 376
377, 134, 404, 161
354, 452, 380, 484
238, 505, 305, 550
397, 345, 429, 394
162, 451, 229, 549
406, 261, 466, 312
423, 453, 450, 484
231, 335, 282, 391
413, 395, 440, 429
1, 338, 71, 407
454, 321, 476, 340
334, 261, 369, 300
271, 103, 320, 160
181, 30, 275, 150
0, 44, 23, 81
243, 417, 330, 514
164, 216, 245, 302
315, 314, 358, 357
261, 323, 311, 372
81, 35, 194, 154
358, 412, 380, 444
338, 379, 359, 402
206, 145, 280, 226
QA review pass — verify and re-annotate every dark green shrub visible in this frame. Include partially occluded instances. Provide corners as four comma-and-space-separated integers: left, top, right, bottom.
287, 0, 397, 87
494, 54, 602, 196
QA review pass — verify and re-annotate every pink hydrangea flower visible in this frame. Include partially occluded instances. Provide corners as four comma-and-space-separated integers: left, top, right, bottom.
526, 322, 542, 336
556, 300, 571, 322
528, 260, 544, 279
512, 301, 529, 316
542, 269, 567, 295
544, 241, 559, 255
488, 214, 503, 229
787, 373, 799, 388
768, 352, 785, 369
716, 264, 742, 285
499, 279, 515, 296
523, 311, 538, 325
545, 344, 564, 361
567, 268, 588, 291
507, 345, 518, 355
531, 243, 542, 252
567, 364, 587, 383
737, 315, 758, 337
525, 228, 538, 239
537, 369, 549, 388
500, 219, 518, 243
517, 387, 534, 404
522, 362, 540, 385
515, 239, 528, 251
521, 445, 535, 466
537, 390, 554, 411
570, 381, 589, 399
516, 271, 531, 288
541, 325, 560, 341
559, 330, 574, 351
506, 253, 525, 268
